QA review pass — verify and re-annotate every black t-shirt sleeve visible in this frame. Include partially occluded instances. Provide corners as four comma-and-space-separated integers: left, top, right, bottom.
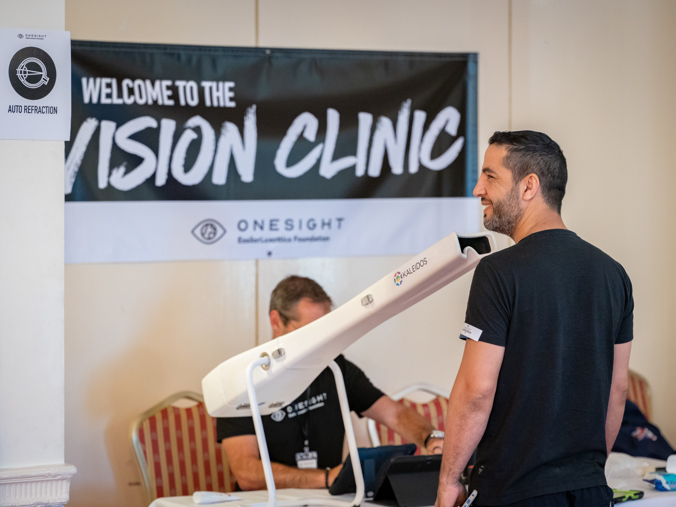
216, 414, 255, 443
338, 355, 385, 416
615, 268, 634, 344
461, 259, 510, 347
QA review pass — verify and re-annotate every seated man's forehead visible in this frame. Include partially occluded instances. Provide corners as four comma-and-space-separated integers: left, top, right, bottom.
294, 298, 331, 320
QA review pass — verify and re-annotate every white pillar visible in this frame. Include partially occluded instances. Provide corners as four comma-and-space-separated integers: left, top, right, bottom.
0, 1, 76, 506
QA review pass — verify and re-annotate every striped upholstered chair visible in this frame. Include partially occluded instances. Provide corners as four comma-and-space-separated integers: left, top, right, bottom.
627, 369, 653, 421
131, 391, 235, 503
367, 383, 449, 455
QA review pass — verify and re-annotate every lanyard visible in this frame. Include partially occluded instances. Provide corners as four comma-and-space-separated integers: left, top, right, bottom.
296, 387, 312, 450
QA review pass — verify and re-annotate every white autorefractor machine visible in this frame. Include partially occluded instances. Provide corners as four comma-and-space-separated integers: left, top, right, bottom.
202, 232, 495, 507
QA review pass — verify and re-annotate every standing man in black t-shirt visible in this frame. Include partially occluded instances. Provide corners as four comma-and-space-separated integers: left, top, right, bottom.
436, 131, 633, 507
218, 276, 445, 491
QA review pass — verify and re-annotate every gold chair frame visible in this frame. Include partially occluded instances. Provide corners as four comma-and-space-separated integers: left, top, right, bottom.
130, 391, 206, 504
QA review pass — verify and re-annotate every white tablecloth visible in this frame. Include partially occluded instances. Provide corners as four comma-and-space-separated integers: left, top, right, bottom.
150, 489, 355, 507
150, 454, 676, 507
605, 453, 676, 506
150, 487, 676, 507
612, 484, 676, 506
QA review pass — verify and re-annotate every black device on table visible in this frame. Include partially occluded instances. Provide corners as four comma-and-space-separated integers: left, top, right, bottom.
328, 444, 443, 507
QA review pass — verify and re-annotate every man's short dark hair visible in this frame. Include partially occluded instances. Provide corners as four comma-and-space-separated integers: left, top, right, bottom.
488, 130, 567, 214
269, 276, 332, 325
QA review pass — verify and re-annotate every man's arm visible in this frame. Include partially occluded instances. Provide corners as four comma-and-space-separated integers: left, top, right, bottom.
362, 396, 442, 453
222, 435, 342, 490
606, 341, 632, 455
435, 340, 505, 507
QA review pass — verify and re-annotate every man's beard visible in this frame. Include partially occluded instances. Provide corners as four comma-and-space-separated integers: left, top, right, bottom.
483, 184, 524, 238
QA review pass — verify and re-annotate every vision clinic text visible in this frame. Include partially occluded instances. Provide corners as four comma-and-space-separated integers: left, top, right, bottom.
65, 96, 465, 194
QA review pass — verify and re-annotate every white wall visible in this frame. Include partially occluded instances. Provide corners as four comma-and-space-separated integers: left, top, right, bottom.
510, 0, 676, 430
63, 1, 676, 507
65, 261, 257, 506
0, 0, 66, 469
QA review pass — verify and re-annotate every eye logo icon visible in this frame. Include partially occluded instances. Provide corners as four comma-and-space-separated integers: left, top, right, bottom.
192, 219, 226, 245
271, 410, 286, 422
17, 57, 49, 89
393, 272, 403, 286
8, 47, 57, 100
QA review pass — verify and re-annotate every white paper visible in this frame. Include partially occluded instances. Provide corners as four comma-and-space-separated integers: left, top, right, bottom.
461, 323, 483, 341
192, 492, 241, 505
0, 27, 71, 140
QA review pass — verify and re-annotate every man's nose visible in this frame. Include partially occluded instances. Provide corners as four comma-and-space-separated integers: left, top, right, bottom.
473, 178, 485, 198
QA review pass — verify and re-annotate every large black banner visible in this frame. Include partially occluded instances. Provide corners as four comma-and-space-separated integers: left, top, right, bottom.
65, 42, 479, 263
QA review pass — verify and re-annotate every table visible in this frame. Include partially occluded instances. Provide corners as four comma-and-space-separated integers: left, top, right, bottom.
606, 453, 676, 506
150, 486, 676, 507
151, 454, 676, 507
150, 489, 359, 507
610, 482, 676, 506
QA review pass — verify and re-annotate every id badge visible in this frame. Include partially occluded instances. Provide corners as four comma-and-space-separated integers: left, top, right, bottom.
295, 450, 318, 469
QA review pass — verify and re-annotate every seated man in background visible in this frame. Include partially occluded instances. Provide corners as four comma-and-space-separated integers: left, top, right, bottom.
217, 275, 444, 491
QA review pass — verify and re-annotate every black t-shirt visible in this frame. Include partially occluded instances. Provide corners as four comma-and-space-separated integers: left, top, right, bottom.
461, 229, 633, 505
216, 354, 384, 469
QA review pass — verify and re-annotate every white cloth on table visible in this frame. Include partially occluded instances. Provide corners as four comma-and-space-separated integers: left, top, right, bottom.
606, 452, 676, 505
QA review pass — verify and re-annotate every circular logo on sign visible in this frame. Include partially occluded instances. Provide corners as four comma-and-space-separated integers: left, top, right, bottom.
191, 219, 227, 245
393, 271, 403, 286
17, 34, 24, 39
271, 410, 286, 422
8, 47, 57, 100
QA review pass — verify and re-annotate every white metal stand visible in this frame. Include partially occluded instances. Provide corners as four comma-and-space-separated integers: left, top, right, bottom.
246, 358, 365, 507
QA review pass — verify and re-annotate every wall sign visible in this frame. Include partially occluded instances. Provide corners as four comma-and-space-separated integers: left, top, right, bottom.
0, 28, 71, 141
66, 41, 479, 263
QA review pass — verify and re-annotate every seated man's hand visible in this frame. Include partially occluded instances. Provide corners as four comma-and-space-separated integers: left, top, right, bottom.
426, 437, 444, 455
327, 463, 343, 487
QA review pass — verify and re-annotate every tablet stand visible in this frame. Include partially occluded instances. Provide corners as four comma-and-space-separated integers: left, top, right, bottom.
246, 356, 365, 507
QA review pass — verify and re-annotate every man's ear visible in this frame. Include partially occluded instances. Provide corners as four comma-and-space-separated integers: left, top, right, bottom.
270, 310, 284, 337
522, 174, 541, 202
